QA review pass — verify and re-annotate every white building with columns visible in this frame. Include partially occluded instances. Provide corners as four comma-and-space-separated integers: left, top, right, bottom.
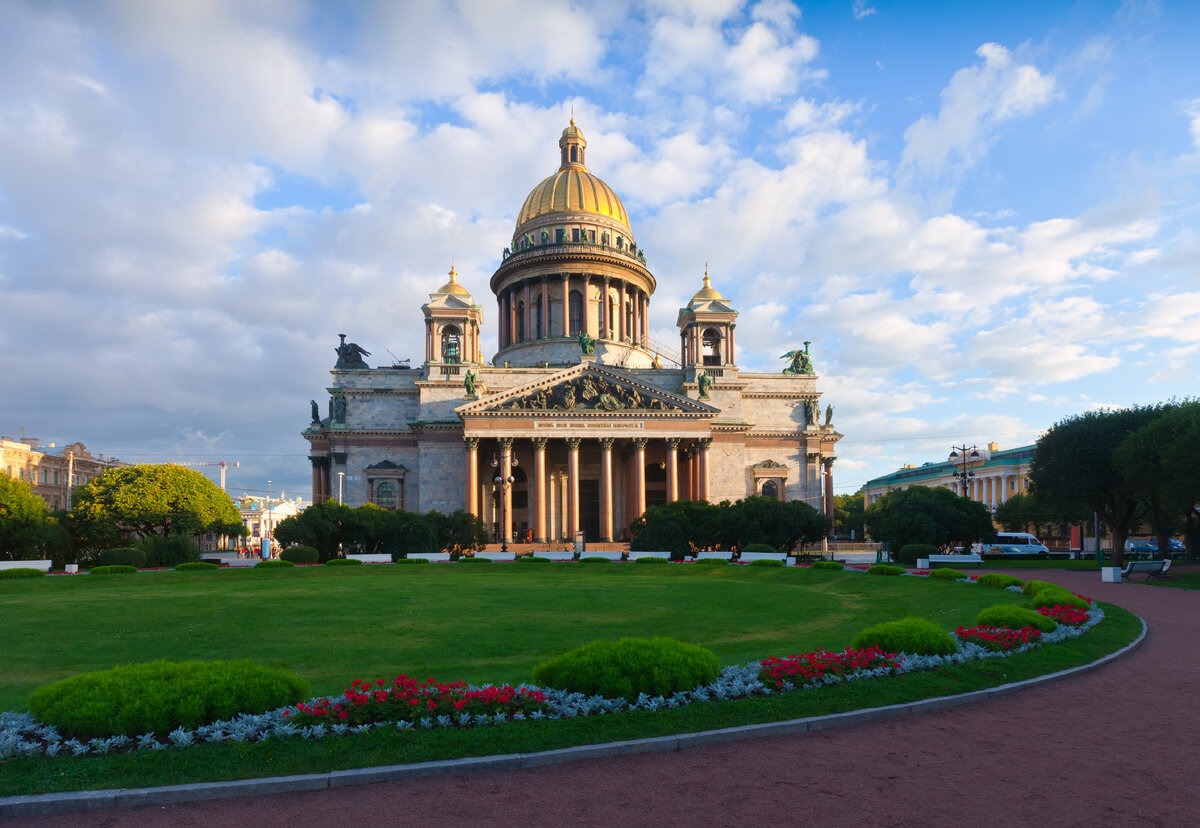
303, 121, 841, 544
863, 442, 1034, 513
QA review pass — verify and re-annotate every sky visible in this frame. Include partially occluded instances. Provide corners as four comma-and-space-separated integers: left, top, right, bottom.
2, 0, 1198, 503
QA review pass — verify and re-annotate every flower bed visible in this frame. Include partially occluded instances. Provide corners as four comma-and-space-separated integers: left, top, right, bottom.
284, 675, 547, 726
954, 625, 1042, 652
760, 647, 899, 690
1037, 604, 1091, 627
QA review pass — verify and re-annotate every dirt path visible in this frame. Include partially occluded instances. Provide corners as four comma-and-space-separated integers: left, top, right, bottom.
8, 569, 1197, 827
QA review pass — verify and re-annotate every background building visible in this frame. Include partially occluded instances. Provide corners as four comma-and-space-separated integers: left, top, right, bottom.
864, 442, 1034, 511
304, 122, 841, 544
0, 435, 122, 511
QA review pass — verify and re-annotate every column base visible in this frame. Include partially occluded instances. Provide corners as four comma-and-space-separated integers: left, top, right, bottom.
535, 537, 546, 543
602, 536, 613, 543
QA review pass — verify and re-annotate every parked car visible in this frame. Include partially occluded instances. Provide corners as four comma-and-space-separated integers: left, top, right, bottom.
1124, 538, 1185, 559
985, 532, 1051, 556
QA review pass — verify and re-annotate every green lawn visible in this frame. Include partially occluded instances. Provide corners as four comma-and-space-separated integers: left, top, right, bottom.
0, 563, 1142, 797
1144, 572, 1200, 590
3, 564, 1025, 712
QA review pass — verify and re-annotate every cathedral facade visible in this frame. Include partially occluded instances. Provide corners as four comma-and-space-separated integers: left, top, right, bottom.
304, 122, 840, 544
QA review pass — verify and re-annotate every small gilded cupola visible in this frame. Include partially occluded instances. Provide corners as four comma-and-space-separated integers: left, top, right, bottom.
559, 118, 587, 169
677, 265, 738, 368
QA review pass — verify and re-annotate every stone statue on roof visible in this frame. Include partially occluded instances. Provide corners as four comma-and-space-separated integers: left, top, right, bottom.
781, 341, 814, 375
335, 333, 371, 369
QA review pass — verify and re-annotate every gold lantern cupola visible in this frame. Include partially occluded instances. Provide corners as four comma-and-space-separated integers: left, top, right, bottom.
689, 265, 725, 303
437, 264, 470, 296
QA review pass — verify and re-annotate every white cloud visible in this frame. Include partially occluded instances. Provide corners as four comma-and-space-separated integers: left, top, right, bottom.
852, 1, 877, 20
1186, 98, 1200, 151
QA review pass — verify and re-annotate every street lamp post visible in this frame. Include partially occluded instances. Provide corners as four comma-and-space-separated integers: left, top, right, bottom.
493, 473, 515, 555
948, 445, 979, 500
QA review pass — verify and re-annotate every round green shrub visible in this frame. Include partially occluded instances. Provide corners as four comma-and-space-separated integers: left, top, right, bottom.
324, 557, 364, 566
976, 573, 1024, 589
173, 562, 219, 571
634, 556, 670, 564
0, 568, 46, 579
929, 568, 966, 581
1021, 579, 1056, 596
974, 604, 1057, 633
741, 543, 778, 555
393, 557, 431, 564
457, 556, 491, 564
1030, 588, 1089, 610
27, 660, 309, 740
810, 560, 844, 570
851, 617, 958, 656
516, 555, 553, 563
867, 564, 906, 576
579, 556, 612, 563
254, 559, 295, 568
97, 547, 146, 568
896, 543, 938, 566
749, 559, 784, 567
137, 534, 200, 568
694, 557, 728, 565
533, 637, 721, 700
280, 546, 319, 564
90, 565, 138, 575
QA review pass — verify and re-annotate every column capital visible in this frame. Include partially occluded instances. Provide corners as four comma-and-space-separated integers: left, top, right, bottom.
599, 437, 615, 450
631, 437, 648, 450
464, 437, 479, 450
532, 437, 549, 450
664, 437, 681, 449
822, 456, 835, 469
565, 437, 582, 450
498, 436, 514, 450
696, 437, 712, 449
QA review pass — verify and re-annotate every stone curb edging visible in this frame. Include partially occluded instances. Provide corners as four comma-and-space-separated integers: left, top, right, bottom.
0, 617, 1147, 818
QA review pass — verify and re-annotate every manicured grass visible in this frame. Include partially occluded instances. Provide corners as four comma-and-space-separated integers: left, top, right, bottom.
1144, 572, 1200, 590
0, 601, 1141, 797
979, 560, 1100, 570
0, 564, 1027, 712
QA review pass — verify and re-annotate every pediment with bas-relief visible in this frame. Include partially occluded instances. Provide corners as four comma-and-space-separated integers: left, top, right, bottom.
457, 364, 716, 416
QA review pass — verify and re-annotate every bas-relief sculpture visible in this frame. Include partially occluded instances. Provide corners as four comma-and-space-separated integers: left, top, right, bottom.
497, 375, 678, 412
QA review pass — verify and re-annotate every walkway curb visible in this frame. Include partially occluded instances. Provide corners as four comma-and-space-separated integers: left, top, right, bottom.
0, 617, 1147, 818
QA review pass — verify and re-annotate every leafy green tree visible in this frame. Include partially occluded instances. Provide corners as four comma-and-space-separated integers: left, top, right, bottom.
990, 492, 1077, 537
273, 499, 356, 561
1030, 405, 1164, 567
632, 497, 828, 556
70, 464, 242, 543
0, 475, 52, 560
833, 492, 865, 539
865, 486, 994, 554
429, 509, 488, 558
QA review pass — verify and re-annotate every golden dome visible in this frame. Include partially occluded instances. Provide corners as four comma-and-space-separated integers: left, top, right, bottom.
690, 267, 723, 303
437, 264, 470, 296
514, 120, 632, 235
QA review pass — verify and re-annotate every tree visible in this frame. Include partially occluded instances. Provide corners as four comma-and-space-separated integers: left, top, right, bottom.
990, 492, 1075, 537
70, 464, 242, 543
274, 499, 357, 561
864, 486, 994, 554
0, 475, 52, 560
429, 510, 488, 558
1030, 405, 1164, 567
833, 492, 865, 539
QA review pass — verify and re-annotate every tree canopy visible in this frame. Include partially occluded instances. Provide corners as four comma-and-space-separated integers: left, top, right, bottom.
70, 464, 242, 541
864, 486, 994, 554
274, 502, 486, 561
0, 474, 52, 560
630, 496, 829, 557
833, 492, 865, 538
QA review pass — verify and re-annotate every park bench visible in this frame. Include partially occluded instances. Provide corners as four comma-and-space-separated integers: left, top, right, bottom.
921, 553, 983, 569
406, 552, 451, 563
736, 551, 788, 564
474, 551, 516, 562
586, 550, 627, 560
1122, 559, 1172, 581
347, 553, 392, 564
626, 550, 669, 561
0, 560, 52, 572
692, 551, 732, 562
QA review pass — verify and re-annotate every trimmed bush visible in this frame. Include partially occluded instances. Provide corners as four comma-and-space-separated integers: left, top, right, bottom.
173, 562, 219, 571
741, 543, 778, 555
457, 556, 491, 564
324, 557, 364, 566
280, 546, 319, 564
97, 547, 146, 568
579, 557, 612, 563
694, 557, 728, 565
1021, 579, 1056, 596
393, 557, 430, 565
27, 660, 309, 740
749, 559, 784, 567
138, 534, 200, 568
634, 556, 670, 564
929, 568, 966, 581
976, 573, 1024, 589
533, 637, 721, 700
516, 555, 553, 564
254, 559, 294, 569
975, 604, 1057, 633
810, 560, 844, 570
851, 617, 958, 656
0, 568, 46, 579
896, 543, 938, 566
1030, 588, 1090, 610
90, 565, 138, 575
867, 564, 906, 576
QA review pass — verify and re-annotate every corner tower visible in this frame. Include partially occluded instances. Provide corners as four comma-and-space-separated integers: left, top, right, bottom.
490, 120, 658, 368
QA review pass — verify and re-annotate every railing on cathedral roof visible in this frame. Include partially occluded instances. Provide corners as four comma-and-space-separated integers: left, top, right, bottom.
499, 239, 648, 269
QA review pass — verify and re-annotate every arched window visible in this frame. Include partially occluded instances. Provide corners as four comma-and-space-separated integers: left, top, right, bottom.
373, 481, 399, 510
534, 298, 543, 339
702, 328, 722, 365
570, 145, 578, 163
441, 325, 461, 363
762, 480, 779, 500
516, 301, 526, 342
569, 290, 584, 335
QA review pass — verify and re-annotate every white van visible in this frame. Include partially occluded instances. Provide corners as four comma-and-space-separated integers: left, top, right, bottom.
987, 532, 1050, 556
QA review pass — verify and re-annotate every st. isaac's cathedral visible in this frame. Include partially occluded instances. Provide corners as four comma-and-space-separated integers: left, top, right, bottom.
304, 121, 841, 545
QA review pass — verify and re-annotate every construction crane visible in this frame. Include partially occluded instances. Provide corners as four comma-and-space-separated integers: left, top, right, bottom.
176, 460, 239, 491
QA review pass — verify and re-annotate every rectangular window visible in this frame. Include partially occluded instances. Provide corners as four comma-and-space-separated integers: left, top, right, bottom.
572, 228, 581, 242
39, 470, 47, 483
588, 230, 596, 243
555, 228, 565, 243
53, 471, 59, 484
